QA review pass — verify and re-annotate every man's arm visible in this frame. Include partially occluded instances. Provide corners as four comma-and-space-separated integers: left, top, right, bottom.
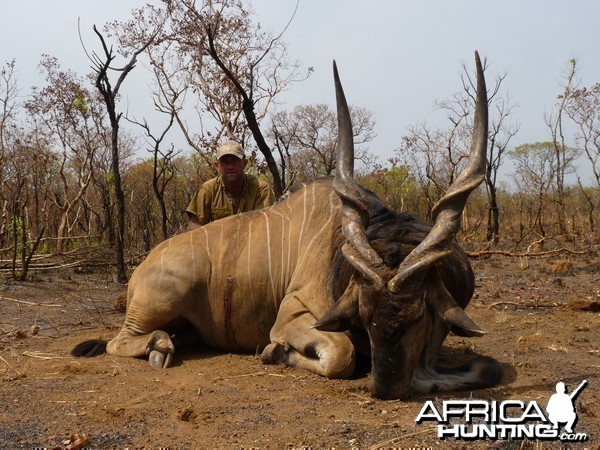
257, 181, 275, 208
185, 183, 212, 231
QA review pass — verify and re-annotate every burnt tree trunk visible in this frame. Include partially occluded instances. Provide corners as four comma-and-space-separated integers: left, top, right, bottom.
91, 24, 160, 282
486, 181, 500, 244
206, 30, 283, 198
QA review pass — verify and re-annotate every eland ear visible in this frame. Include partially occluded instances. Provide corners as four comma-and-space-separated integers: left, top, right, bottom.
427, 268, 487, 337
443, 306, 487, 337
312, 278, 359, 332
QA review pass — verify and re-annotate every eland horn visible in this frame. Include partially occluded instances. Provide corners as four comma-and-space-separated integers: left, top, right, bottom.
388, 51, 488, 293
332, 61, 384, 287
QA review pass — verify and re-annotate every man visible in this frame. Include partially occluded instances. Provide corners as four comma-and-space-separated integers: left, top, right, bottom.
185, 140, 274, 231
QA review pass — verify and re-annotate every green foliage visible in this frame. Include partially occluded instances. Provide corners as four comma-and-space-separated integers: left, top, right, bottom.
509, 141, 580, 189
72, 94, 89, 114
11, 216, 26, 238
106, 172, 116, 195
510, 141, 555, 158
359, 164, 418, 212
10, 216, 30, 256
37, 242, 52, 255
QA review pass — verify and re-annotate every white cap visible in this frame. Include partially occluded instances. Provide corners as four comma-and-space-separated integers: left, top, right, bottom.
216, 140, 245, 160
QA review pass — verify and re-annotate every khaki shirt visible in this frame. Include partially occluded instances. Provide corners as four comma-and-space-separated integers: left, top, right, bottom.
186, 174, 274, 225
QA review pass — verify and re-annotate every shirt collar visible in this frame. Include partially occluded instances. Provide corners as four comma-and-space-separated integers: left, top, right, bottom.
217, 174, 247, 197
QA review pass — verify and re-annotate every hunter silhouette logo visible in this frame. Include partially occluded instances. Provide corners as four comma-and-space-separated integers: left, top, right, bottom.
546, 380, 587, 435
416, 379, 589, 442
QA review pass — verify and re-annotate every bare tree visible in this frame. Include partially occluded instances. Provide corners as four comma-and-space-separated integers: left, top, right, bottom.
86, 21, 162, 282
269, 104, 376, 186
127, 113, 180, 242
397, 57, 518, 233
269, 111, 297, 190
509, 141, 578, 239
484, 97, 519, 243
0, 124, 52, 280
24, 56, 104, 252
0, 59, 20, 248
0, 60, 19, 170
459, 63, 519, 243
565, 81, 600, 186
106, 1, 309, 198
576, 177, 595, 232
161, 0, 308, 197
399, 123, 458, 218
545, 58, 582, 234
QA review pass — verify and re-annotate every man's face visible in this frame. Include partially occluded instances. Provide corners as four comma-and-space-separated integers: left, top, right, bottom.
216, 155, 247, 184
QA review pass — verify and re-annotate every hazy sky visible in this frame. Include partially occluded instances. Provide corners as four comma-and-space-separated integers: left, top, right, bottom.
2, 0, 599, 181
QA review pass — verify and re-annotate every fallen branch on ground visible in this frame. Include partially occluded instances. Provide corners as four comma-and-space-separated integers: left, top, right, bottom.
0, 296, 63, 307
22, 351, 66, 360
488, 301, 562, 309
468, 245, 598, 259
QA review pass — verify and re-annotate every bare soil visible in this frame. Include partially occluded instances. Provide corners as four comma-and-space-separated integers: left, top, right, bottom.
1, 254, 599, 449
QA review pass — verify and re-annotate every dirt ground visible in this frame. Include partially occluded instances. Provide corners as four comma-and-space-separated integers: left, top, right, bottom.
1, 252, 599, 449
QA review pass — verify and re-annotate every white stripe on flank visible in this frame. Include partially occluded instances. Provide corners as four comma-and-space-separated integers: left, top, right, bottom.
201, 227, 210, 260
261, 210, 277, 310
159, 247, 167, 293
298, 183, 308, 252
271, 209, 288, 291
285, 208, 293, 286
189, 232, 196, 284
247, 218, 255, 311
217, 221, 224, 268
160, 248, 166, 272
303, 191, 335, 258
303, 183, 318, 250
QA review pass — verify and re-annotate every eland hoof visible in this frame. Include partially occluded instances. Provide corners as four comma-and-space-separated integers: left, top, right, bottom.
148, 349, 173, 369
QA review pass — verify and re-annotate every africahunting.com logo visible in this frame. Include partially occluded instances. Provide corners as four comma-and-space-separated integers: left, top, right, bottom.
416, 380, 589, 442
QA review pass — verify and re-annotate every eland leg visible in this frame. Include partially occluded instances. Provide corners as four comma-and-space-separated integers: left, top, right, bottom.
106, 293, 185, 369
261, 293, 356, 378
107, 328, 175, 369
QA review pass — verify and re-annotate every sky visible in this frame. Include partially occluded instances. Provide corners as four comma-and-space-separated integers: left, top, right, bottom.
2, 0, 599, 183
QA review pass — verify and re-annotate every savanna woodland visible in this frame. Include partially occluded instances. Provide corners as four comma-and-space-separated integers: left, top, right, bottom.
1, 1, 600, 449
